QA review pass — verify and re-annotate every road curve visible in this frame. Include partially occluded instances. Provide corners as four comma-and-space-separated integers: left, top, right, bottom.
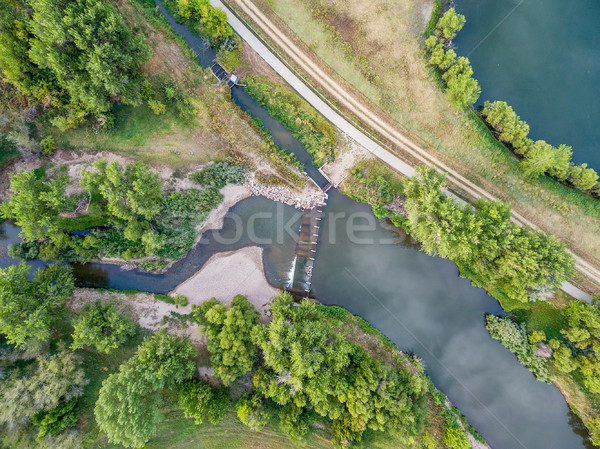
210, 0, 594, 301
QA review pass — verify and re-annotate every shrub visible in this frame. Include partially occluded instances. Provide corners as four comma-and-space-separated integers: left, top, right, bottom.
486, 315, 551, 382
32, 398, 79, 441
190, 162, 245, 189
443, 426, 470, 449
174, 294, 188, 307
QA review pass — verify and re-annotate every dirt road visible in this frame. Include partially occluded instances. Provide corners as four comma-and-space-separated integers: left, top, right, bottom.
210, 0, 596, 299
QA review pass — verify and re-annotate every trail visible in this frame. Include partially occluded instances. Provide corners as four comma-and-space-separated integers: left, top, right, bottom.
210, 0, 596, 301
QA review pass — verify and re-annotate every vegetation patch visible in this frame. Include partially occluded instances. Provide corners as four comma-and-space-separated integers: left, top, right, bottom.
244, 74, 337, 166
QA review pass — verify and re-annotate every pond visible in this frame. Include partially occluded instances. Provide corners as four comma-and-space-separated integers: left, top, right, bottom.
454, 0, 600, 169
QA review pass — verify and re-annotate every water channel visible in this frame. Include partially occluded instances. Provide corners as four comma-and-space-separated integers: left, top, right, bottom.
0, 1, 594, 447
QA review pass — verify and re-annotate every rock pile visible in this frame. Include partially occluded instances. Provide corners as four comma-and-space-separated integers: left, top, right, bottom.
246, 178, 326, 210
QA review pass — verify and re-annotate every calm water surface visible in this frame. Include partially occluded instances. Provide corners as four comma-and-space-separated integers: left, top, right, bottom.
454, 0, 600, 169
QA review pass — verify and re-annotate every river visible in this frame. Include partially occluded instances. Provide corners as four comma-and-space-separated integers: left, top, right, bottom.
0, 1, 594, 447
454, 0, 600, 170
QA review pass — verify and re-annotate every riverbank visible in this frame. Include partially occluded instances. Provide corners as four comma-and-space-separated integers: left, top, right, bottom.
172, 246, 279, 321
227, 0, 600, 290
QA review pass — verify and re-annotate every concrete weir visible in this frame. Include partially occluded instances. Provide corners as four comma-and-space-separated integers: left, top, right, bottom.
288, 200, 326, 296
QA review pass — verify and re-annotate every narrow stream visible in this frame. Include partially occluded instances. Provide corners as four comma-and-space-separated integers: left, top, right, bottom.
0, 2, 593, 447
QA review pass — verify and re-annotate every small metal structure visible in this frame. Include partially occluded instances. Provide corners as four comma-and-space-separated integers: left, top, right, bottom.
210, 62, 238, 88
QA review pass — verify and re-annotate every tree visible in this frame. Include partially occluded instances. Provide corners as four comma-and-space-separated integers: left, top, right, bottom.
0, 347, 88, 427
201, 7, 231, 38
195, 295, 260, 385
443, 426, 470, 449
568, 163, 599, 191
27, 0, 152, 129
549, 341, 578, 373
435, 8, 466, 41
546, 144, 573, 181
520, 140, 559, 178
71, 301, 136, 353
0, 170, 69, 240
236, 394, 270, 432
481, 101, 530, 146
95, 332, 195, 447
426, 36, 457, 70
404, 168, 574, 304
442, 57, 481, 106
81, 160, 163, 221
0, 264, 74, 346
178, 379, 230, 425
562, 301, 600, 352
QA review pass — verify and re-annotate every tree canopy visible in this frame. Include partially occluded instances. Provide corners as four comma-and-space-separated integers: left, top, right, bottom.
0, 347, 88, 428
71, 301, 136, 353
249, 292, 427, 445
195, 295, 260, 385
81, 160, 163, 221
95, 331, 195, 448
403, 168, 574, 304
0, 263, 74, 346
0, 0, 151, 129
0, 170, 69, 240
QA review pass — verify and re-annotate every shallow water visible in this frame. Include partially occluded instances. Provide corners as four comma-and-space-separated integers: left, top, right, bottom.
454, 0, 600, 169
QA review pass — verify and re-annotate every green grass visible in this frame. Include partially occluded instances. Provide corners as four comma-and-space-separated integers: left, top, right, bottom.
58, 200, 110, 232
52, 103, 175, 154
515, 301, 567, 341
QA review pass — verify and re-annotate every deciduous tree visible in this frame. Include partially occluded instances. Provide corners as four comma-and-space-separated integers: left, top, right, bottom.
71, 301, 136, 353
0, 264, 74, 346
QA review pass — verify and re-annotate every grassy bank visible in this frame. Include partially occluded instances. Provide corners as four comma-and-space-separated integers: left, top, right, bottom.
243, 0, 600, 280
244, 74, 337, 166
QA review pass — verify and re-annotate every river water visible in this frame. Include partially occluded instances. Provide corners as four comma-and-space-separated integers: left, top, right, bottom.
0, 1, 593, 447
454, 0, 600, 169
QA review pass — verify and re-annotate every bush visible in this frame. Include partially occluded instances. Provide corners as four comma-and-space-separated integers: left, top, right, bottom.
190, 162, 245, 189
174, 294, 188, 307
443, 426, 470, 449
32, 398, 79, 441
486, 315, 551, 382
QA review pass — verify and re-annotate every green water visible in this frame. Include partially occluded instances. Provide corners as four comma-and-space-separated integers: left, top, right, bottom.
454, 0, 600, 169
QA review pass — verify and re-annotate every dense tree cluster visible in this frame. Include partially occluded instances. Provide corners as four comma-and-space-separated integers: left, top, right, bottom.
0, 0, 151, 130
95, 331, 196, 448
482, 101, 599, 190
245, 292, 427, 446
0, 264, 74, 346
425, 9, 480, 107
2, 161, 224, 264
403, 168, 574, 304
426, 10, 599, 195
194, 295, 260, 385
487, 300, 600, 445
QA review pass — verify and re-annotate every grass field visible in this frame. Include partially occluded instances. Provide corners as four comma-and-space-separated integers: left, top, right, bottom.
245, 0, 600, 280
